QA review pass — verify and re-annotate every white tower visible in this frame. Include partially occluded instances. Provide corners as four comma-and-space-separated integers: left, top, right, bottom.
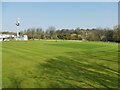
16, 18, 20, 38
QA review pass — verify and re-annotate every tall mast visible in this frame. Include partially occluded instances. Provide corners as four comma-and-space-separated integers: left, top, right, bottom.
16, 17, 20, 37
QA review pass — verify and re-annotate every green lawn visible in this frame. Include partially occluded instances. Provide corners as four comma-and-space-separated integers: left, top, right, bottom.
2, 40, 118, 88
0, 42, 2, 89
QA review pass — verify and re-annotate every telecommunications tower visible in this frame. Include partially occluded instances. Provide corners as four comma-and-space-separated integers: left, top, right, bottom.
15, 17, 28, 41
16, 17, 20, 39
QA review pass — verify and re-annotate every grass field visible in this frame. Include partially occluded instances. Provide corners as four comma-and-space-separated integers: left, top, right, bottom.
0, 42, 2, 89
2, 40, 118, 88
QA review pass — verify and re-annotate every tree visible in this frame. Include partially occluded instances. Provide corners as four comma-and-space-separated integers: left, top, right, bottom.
112, 25, 120, 42
36, 28, 43, 39
46, 26, 57, 39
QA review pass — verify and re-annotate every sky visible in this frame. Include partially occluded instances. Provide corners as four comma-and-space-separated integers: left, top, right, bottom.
0, 2, 2, 32
2, 2, 118, 32
1, 0, 119, 2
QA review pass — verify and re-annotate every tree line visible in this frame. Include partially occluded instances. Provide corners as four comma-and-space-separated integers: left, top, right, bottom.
1, 26, 120, 42
19, 26, 119, 42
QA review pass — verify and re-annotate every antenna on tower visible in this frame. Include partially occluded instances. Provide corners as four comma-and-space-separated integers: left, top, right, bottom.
16, 17, 20, 26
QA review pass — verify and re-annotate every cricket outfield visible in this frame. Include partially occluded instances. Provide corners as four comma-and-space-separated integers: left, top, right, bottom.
2, 40, 118, 88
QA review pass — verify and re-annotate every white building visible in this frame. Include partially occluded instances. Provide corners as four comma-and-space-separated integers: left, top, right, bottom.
0, 34, 28, 41
0, 34, 14, 41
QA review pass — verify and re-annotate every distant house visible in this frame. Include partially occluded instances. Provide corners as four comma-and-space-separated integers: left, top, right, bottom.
0, 34, 15, 41
0, 34, 28, 41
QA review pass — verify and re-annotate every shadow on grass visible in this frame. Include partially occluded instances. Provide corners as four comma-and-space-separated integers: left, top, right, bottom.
66, 51, 118, 63
35, 56, 118, 88
5, 52, 118, 88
